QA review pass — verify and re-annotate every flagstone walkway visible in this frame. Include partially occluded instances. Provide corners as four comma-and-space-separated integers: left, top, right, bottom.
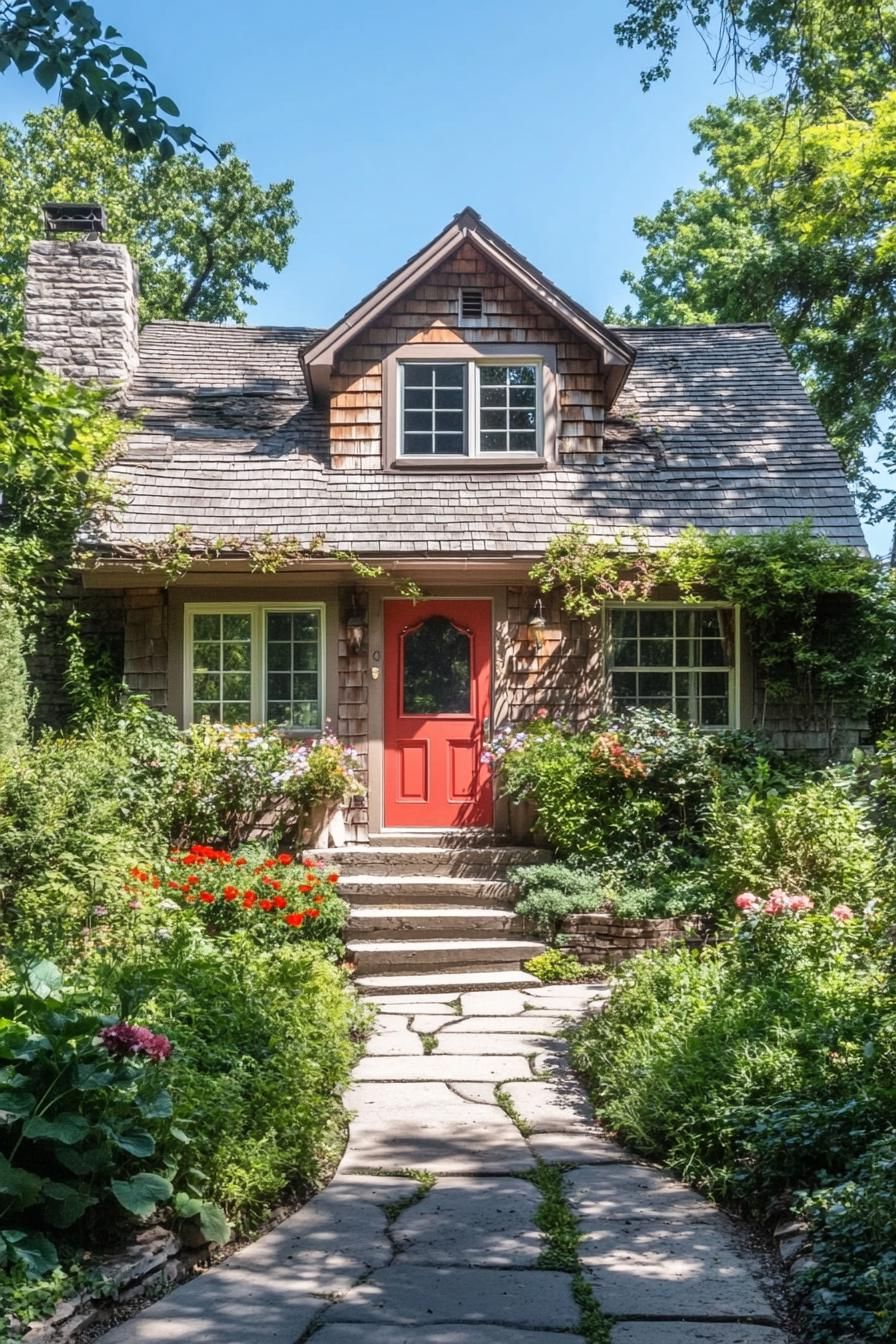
100, 983, 794, 1344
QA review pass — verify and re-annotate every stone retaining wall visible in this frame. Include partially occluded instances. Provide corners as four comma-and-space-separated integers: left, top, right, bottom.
558, 911, 697, 965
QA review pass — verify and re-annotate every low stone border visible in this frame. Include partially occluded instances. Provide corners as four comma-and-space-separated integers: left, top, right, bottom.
558, 912, 701, 965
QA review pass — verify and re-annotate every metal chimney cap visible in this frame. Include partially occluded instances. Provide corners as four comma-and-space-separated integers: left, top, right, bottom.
42, 203, 107, 237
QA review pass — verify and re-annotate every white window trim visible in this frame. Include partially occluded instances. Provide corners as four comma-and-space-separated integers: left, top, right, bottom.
603, 601, 741, 731
397, 356, 544, 461
184, 601, 326, 731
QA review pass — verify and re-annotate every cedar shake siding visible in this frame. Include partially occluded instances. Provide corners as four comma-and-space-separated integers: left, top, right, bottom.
329, 240, 606, 469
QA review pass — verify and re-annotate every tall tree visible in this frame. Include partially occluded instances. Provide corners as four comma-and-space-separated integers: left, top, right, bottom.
1, 0, 205, 155
611, 1, 896, 519
0, 108, 298, 327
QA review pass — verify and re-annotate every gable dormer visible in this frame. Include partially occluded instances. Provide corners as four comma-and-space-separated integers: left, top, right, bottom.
301, 208, 635, 470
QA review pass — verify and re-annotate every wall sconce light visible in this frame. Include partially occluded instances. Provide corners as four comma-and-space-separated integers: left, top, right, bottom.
527, 598, 546, 653
346, 596, 367, 655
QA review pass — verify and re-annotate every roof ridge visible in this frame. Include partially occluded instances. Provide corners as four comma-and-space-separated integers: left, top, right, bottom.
610, 322, 775, 332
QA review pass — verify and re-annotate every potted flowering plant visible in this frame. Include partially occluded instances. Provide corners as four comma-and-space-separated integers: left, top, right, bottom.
274, 725, 365, 848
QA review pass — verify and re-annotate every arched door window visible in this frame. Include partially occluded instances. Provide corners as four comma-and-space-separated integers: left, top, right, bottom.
401, 615, 472, 715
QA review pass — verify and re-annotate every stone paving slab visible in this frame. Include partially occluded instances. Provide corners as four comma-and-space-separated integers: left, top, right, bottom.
501, 1078, 595, 1132
327, 1265, 580, 1330
366, 1022, 425, 1055
442, 1014, 567, 1034
393, 1175, 543, 1265
412, 1014, 463, 1031
313, 1327, 587, 1344
611, 1326, 789, 1344
370, 994, 462, 1007
580, 1221, 778, 1321
97, 1174, 416, 1343
568, 1163, 723, 1222
353, 1055, 536, 1082
434, 1033, 558, 1055
341, 1081, 533, 1172
527, 1131, 630, 1164
449, 1082, 503, 1105
375, 1002, 460, 1015
460, 989, 529, 1015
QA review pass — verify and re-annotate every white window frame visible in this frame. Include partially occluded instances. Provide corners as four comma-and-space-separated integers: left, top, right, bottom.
184, 601, 326, 731
603, 601, 741, 731
397, 356, 544, 461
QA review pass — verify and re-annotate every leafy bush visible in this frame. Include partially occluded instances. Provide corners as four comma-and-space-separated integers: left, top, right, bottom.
797, 1133, 896, 1341
511, 863, 610, 935
0, 595, 29, 757
275, 729, 366, 809
94, 925, 363, 1230
0, 959, 225, 1280
524, 948, 604, 984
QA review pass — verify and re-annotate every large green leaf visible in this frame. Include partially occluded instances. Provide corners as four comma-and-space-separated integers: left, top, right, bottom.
26, 960, 63, 999
105, 1124, 155, 1158
111, 1172, 173, 1218
0, 1086, 36, 1119
136, 1089, 173, 1120
56, 1144, 108, 1176
0, 1229, 59, 1278
174, 1193, 231, 1246
0, 1154, 42, 1207
23, 1112, 90, 1145
41, 1179, 95, 1228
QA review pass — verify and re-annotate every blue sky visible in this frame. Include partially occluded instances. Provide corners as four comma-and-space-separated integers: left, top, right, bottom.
1, 0, 890, 554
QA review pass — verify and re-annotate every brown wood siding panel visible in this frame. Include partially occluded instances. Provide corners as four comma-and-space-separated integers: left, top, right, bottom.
329, 240, 605, 469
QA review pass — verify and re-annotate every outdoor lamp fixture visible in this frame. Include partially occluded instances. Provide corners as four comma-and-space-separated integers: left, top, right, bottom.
527, 598, 547, 653
346, 596, 367, 655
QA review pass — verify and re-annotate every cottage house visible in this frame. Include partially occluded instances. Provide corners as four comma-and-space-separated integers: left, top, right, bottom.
23, 208, 866, 988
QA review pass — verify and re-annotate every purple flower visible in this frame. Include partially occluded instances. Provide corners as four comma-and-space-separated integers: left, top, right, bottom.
100, 1022, 173, 1063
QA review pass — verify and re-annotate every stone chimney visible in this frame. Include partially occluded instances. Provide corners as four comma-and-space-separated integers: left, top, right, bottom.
25, 236, 140, 387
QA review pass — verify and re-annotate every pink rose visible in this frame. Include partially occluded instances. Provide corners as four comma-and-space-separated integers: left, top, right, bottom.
831, 904, 854, 922
734, 892, 761, 913
763, 891, 790, 915
788, 894, 814, 914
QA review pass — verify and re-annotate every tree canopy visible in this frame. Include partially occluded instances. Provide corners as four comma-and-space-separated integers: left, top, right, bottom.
0, 0, 205, 155
0, 108, 298, 327
612, 1, 896, 519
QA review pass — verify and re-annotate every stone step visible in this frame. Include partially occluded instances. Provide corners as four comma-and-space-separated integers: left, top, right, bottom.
347, 937, 545, 976
340, 875, 517, 908
366, 829, 498, 848
306, 845, 549, 877
355, 968, 542, 995
347, 907, 531, 940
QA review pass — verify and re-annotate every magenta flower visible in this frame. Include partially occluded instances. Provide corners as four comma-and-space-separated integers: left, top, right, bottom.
100, 1022, 172, 1063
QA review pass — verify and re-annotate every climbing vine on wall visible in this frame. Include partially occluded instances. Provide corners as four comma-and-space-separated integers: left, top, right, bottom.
532, 522, 896, 727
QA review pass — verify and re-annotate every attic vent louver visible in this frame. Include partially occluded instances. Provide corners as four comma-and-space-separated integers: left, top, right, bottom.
42, 202, 107, 237
459, 287, 483, 321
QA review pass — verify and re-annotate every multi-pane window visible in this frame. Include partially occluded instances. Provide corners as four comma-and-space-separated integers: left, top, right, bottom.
608, 607, 735, 728
399, 359, 542, 457
479, 365, 538, 453
187, 605, 323, 729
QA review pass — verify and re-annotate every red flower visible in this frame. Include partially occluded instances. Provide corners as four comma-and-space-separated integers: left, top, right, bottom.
243, 892, 257, 908
259, 899, 274, 912
235, 857, 247, 867
151, 875, 161, 889
223, 885, 239, 901
285, 912, 304, 927
327, 873, 339, 884
187, 875, 200, 887
299, 882, 313, 894
273, 895, 287, 910
307, 908, 320, 919
263, 858, 276, 870
270, 880, 282, 891
302, 857, 316, 868
199, 890, 215, 904
168, 881, 180, 890
278, 854, 293, 866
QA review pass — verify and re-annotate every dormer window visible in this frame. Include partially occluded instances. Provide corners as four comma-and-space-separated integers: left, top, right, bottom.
398, 357, 542, 459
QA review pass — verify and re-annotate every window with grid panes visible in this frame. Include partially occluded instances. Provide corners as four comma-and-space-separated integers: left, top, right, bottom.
399, 359, 541, 457
187, 606, 323, 729
608, 607, 734, 727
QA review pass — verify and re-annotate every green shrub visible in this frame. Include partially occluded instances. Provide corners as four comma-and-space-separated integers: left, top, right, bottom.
95, 925, 363, 1231
0, 959, 224, 1280
524, 948, 605, 984
512, 862, 610, 935
0, 596, 29, 757
798, 1132, 896, 1341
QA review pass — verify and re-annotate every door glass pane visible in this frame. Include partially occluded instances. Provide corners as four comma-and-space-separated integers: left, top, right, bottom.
402, 615, 471, 715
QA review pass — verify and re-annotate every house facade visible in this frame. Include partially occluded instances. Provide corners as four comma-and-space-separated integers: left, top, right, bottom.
25, 209, 867, 843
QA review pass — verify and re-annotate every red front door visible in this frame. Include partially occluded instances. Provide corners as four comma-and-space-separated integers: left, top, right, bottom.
384, 599, 493, 829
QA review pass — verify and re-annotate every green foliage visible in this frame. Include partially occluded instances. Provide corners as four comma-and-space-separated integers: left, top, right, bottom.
0, 960, 216, 1268
0, 108, 297, 327
535, 523, 894, 724
524, 948, 605, 984
96, 926, 360, 1229
512, 862, 609, 936
0, 594, 29, 755
797, 1133, 896, 1341
0, 334, 125, 623
0, 0, 207, 157
0, 1253, 97, 1336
